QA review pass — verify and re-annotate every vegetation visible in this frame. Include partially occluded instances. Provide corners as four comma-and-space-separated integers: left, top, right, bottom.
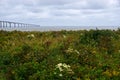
0, 29, 120, 80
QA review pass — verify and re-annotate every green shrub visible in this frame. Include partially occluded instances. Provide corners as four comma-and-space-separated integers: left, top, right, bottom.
0, 29, 120, 80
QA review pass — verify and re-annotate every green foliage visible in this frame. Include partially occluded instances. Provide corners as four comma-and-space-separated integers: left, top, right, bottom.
0, 29, 120, 80
80, 30, 118, 54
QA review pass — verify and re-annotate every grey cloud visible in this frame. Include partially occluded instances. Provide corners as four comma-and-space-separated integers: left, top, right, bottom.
0, 0, 120, 26
35, 0, 78, 6
54, 0, 120, 10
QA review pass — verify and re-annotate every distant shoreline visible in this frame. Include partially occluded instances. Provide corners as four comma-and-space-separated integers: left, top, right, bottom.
0, 26, 119, 31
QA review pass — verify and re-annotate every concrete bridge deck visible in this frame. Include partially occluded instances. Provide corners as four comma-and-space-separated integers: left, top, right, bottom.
0, 21, 40, 28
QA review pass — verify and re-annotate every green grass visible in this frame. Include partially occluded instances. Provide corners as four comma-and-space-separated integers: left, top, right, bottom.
0, 29, 120, 80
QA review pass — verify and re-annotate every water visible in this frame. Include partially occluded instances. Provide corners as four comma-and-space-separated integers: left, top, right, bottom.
0, 26, 119, 31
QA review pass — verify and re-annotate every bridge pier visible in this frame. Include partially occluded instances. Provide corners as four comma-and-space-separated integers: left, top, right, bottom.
6, 22, 7, 27
0, 21, 2, 28
0, 21, 40, 30
9, 22, 12, 28
3, 21, 5, 28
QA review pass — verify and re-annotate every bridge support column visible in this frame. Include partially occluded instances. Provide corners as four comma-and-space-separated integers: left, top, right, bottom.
14, 23, 16, 28
0, 21, 40, 30
3, 21, 4, 28
5, 22, 7, 27
9, 22, 12, 28
0, 21, 2, 28
17, 24, 19, 27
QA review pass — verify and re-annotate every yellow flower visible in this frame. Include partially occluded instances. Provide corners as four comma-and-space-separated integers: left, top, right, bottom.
85, 78, 90, 80
76, 78, 81, 80
12, 71, 15, 74
102, 70, 119, 77
102, 70, 112, 77
112, 70, 119, 76
92, 50, 96, 54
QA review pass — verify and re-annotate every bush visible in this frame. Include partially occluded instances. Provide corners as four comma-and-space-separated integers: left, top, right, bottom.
0, 29, 120, 80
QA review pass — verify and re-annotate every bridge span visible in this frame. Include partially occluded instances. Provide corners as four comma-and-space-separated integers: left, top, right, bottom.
0, 21, 40, 28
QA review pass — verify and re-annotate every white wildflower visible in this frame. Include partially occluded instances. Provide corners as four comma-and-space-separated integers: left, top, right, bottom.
75, 50, 80, 54
54, 72, 57, 74
66, 48, 74, 53
31, 34, 35, 37
57, 63, 62, 67
59, 74, 63, 77
27, 34, 35, 38
118, 50, 120, 53
56, 63, 74, 74
66, 48, 80, 55
63, 63, 70, 69
56, 63, 63, 72
63, 35, 66, 38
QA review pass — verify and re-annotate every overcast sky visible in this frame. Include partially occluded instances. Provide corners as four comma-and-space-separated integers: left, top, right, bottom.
0, 0, 120, 27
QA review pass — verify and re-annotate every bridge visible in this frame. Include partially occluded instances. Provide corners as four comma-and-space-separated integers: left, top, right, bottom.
0, 21, 40, 28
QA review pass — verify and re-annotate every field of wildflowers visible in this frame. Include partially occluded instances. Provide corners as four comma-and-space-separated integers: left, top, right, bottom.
0, 29, 120, 80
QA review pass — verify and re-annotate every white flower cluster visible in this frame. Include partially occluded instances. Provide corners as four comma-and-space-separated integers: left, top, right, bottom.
66, 48, 80, 54
56, 63, 74, 75
118, 50, 120, 53
66, 48, 74, 53
27, 34, 35, 38
63, 35, 66, 38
